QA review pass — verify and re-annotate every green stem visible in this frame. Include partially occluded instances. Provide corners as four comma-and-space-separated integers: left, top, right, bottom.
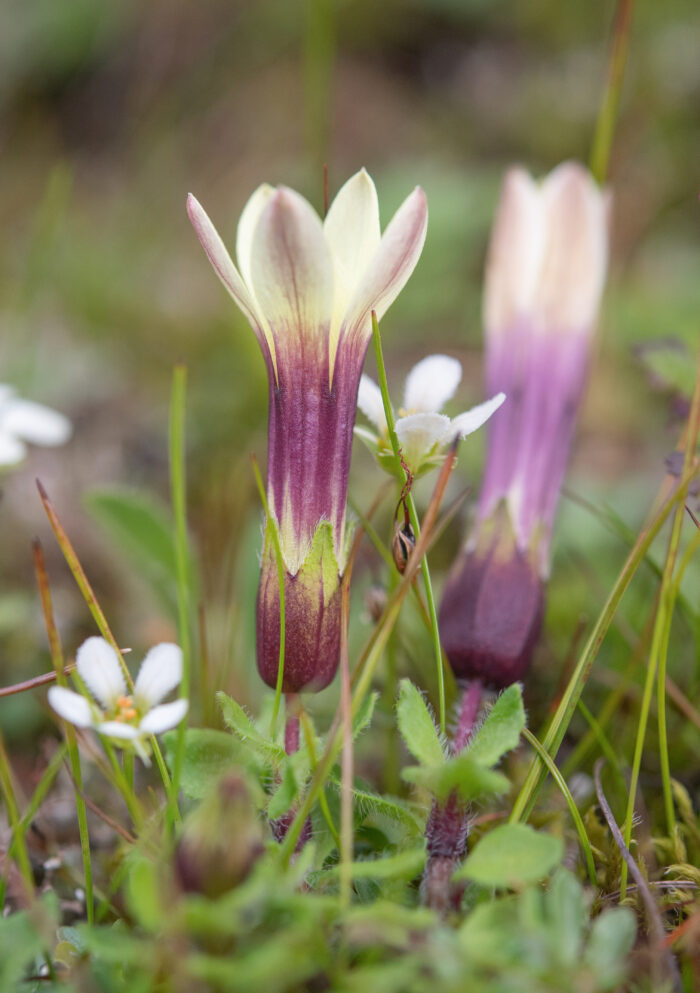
0, 732, 34, 900
298, 710, 341, 849
576, 699, 626, 795
32, 540, 94, 922
168, 363, 191, 827
510, 456, 700, 825
371, 313, 447, 735
589, 0, 635, 184
522, 729, 597, 887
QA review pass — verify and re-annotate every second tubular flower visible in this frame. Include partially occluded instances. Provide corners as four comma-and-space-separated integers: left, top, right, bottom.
440, 162, 609, 689
188, 170, 427, 693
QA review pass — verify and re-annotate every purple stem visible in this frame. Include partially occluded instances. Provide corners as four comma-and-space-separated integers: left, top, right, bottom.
452, 680, 482, 754
269, 698, 312, 850
422, 680, 483, 913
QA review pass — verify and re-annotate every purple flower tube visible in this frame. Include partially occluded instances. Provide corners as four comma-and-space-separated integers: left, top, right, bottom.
188, 171, 427, 693
439, 162, 609, 689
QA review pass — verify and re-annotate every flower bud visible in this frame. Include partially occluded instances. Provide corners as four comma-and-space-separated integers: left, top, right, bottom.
175, 772, 264, 898
439, 514, 545, 689
440, 163, 608, 687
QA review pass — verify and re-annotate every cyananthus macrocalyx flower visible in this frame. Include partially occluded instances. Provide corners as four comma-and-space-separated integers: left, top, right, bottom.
356, 354, 505, 477
48, 636, 187, 763
0, 385, 71, 466
187, 170, 428, 692
439, 162, 609, 689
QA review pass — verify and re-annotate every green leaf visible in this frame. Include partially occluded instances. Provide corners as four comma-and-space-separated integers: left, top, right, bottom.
402, 754, 509, 803
352, 691, 378, 740
468, 683, 526, 767
267, 760, 299, 821
454, 823, 564, 887
218, 692, 285, 762
124, 857, 162, 933
584, 907, 636, 987
396, 679, 445, 766
0, 906, 45, 989
163, 728, 242, 800
85, 487, 194, 620
328, 778, 424, 831
336, 848, 426, 881
545, 868, 585, 966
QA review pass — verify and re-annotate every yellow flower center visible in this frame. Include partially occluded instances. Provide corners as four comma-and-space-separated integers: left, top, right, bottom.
114, 695, 138, 723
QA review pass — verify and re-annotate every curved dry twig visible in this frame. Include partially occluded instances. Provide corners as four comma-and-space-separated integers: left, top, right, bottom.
593, 759, 681, 992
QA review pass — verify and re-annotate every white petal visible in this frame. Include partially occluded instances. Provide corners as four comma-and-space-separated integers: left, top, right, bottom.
0, 399, 71, 447
236, 183, 276, 291
484, 168, 544, 336
249, 188, 334, 355
324, 169, 381, 331
357, 375, 388, 433
537, 162, 608, 333
344, 186, 428, 332
47, 686, 95, 728
0, 431, 26, 466
95, 721, 140, 740
76, 637, 127, 709
139, 699, 189, 735
449, 392, 507, 439
133, 643, 183, 709
395, 412, 451, 469
403, 354, 462, 414
187, 194, 263, 333
0, 385, 16, 405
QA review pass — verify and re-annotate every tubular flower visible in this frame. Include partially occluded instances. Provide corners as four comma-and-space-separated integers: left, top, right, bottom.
48, 636, 187, 763
188, 170, 428, 692
0, 385, 71, 466
439, 162, 609, 689
356, 354, 505, 477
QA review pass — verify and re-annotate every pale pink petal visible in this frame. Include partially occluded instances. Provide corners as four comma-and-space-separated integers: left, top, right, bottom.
48, 686, 95, 728
76, 637, 127, 710
357, 375, 387, 433
1, 399, 71, 447
236, 183, 275, 291
344, 187, 428, 334
403, 355, 462, 414
324, 169, 381, 325
139, 699, 189, 735
186, 193, 262, 332
248, 188, 334, 353
483, 168, 544, 336
133, 643, 183, 709
537, 162, 608, 333
449, 392, 506, 439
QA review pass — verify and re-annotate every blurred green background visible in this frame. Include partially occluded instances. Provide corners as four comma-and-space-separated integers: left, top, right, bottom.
1, 0, 699, 754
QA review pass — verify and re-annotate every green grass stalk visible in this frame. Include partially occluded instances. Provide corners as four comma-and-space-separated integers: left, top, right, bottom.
371, 312, 447, 735
510, 454, 700, 824
32, 539, 94, 923
522, 729, 597, 887
590, 0, 635, 184
168, 363, 192, 827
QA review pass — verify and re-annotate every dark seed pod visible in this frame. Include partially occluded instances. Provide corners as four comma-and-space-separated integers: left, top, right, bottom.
392, 520, 416, 574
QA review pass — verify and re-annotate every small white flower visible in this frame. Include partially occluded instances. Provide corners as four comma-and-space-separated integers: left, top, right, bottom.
356, 354, 505, 476
48, 636, 188, 763
0, 385, 71, 467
